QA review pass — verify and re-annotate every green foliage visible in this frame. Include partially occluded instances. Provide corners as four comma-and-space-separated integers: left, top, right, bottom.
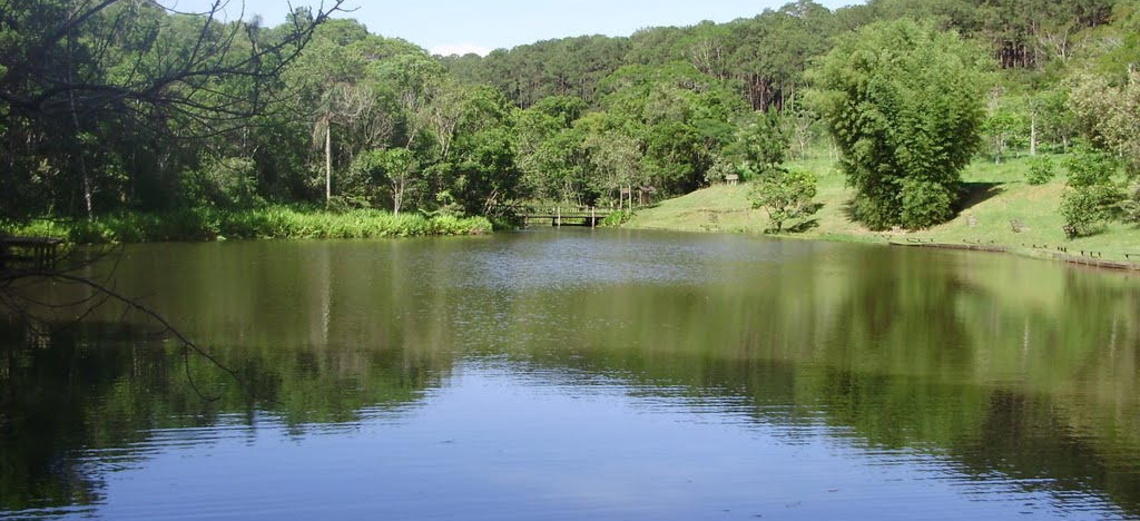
899, 178, 958, 228
809, 19, 988, 230
1, 208, 491, 244
750, 168, 819, 233
1060, 184, 1124, 238
584, 129, 645, 203
181, 157, 264, 209
351, 148, 419, 213
599, 210, 634, 227
1063, 148, 1118, 187
530, 96, 589, 126
982, 95, 1029, 162
1069, 72, 1140, 174
643, 121, 703, 192
1126, 187, 1140, 224
589, 63, 747, 196
446, 35, 630, 107
342, 150, 387, 207
3, 0, 1136, 235
727, 110, 789, 180
0, 0, 341, 218
514, 111, 590, 203
705, 155, 738, 185
1025, 156, 1057, 185
1059, 148, 1125, 238
1084, 3, 1140, 81
450, 125, 522, 215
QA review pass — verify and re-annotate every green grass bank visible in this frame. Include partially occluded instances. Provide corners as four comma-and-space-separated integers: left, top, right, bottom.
2, 207, 492, 244
627, 154, 1140, 265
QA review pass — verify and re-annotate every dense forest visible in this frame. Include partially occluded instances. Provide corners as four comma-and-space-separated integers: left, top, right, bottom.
2, 0, 1139, 236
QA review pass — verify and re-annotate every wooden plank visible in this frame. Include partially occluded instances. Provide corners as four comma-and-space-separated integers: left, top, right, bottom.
0, 237, 63, 247
0, 236, 61, 270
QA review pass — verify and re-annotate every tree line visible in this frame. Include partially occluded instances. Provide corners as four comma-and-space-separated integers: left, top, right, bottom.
2, 0, 1138, 236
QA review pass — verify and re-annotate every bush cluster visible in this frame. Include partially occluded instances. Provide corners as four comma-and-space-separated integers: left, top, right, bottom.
2, 207, 492, 244
1025, 156, 1056, 185
1060, 150, 1125, 239
599, 210, 634, 227
1060, 184, 1124, 238
810, 20, 987, 230
750, 168, 820, 233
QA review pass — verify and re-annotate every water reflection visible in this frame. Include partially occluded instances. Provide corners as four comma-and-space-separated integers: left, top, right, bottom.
1, 229, 1138, 520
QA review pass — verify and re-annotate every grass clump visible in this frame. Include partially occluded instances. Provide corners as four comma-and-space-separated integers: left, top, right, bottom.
599, 210, 634, 227
1, 207, 492, 244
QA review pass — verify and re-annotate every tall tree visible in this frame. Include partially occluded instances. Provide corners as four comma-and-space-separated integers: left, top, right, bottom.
0, 0, 345, 218
809, 19, 989, 229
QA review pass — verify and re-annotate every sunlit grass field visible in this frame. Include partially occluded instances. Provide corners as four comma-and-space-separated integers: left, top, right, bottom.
627, 153, 1140, 263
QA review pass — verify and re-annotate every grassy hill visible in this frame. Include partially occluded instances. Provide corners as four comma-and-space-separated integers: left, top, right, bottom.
626, 154, 1140, 264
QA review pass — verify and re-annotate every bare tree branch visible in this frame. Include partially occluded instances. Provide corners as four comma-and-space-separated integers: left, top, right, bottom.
2, 267, 254, 402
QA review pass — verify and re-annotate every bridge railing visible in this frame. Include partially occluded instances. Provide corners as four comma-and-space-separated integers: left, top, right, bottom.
0, 237, 63, 271
490, 204, 616, 217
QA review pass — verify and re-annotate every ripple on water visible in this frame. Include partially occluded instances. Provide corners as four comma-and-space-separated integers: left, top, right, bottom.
2, 232, 1139, 521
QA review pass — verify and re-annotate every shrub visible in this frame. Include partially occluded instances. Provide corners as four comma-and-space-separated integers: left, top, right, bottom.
899, 178, 957, 229
1125, 187, 1140, 224
1060, 184, 1124, 238
1, 207, 491, 244
750, 168, 819, 233
1058, 148, 1126, 238
600, 210, 633, 227
1064, 149, 1117, 187
1025, 156, 1056, 185
180, 157, 263, 209
705, 156, 738, 186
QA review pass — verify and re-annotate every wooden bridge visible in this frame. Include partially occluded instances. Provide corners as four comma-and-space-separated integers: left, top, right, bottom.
497, 205, 616, 228
0, 236, 63, 271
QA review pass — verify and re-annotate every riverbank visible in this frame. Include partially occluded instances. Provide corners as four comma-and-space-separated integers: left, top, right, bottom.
626, 154, 1140, 267
1, 207, 493, 244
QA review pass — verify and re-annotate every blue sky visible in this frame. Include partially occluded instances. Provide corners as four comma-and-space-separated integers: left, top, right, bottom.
169, 0, 857, 55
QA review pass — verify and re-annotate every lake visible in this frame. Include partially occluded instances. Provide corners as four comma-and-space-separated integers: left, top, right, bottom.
1, 229, 1138, 520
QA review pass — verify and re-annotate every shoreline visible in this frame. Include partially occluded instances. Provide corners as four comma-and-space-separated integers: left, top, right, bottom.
622, 221, 1140, 273
8, 207, 1138, 273
886, 238, 1140, 271
620, 154, 1140, 274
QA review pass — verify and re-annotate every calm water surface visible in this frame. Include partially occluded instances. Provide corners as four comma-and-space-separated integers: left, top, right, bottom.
1, 229, 1139, 520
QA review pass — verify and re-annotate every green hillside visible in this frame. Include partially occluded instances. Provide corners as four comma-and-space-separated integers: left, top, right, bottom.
627, 154, 1140, 264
